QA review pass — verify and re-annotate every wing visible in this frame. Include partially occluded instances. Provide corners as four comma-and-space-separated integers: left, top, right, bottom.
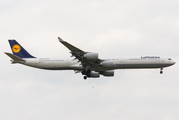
58, 37, 102, 68
58, 37, 84, 53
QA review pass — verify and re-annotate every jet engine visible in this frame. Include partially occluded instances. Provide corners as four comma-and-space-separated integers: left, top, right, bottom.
84, 53, 98, 60
90, 71, 100, 78
101, 70, 114, 76
100, 60, 114, 67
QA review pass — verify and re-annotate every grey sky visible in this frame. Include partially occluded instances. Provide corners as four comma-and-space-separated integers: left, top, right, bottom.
0, 0, 179, 120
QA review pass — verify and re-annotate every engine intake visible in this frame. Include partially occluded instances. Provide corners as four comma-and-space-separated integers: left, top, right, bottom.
100, 60, 114, 67
84, 53, 98, 60
90, 71, 100, 78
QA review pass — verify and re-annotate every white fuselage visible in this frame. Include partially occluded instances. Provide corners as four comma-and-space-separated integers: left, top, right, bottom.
7, 39, 176, 79
19, 56, 175, 71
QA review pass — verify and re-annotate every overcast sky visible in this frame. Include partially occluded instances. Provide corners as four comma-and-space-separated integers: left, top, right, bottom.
0, 0, 179, 120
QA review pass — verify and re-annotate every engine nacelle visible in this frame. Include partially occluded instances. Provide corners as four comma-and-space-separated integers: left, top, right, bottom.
100, 60, 114, 67
90, 71, 100, 78
84, 53, 98, 60
101, 70, 114, 77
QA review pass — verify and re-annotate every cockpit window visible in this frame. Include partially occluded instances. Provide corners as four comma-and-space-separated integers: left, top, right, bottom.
168, 58, 172, 60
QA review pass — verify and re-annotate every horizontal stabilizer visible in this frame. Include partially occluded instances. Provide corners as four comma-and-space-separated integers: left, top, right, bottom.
4, 52, 25, 62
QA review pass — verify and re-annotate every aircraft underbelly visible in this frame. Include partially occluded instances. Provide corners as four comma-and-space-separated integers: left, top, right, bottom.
42, 67, 83, 70
116, 63, 170, 69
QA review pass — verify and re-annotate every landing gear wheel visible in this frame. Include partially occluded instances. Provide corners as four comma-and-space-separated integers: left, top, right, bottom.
160, 68, 163, 74
84, 76, 87, 80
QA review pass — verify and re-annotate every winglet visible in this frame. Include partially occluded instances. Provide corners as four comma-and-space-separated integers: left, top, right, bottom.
58, 37, 64, 42
57, 37, 84, 53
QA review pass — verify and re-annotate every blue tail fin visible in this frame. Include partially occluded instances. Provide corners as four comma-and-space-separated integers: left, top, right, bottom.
8, 40, 35, 58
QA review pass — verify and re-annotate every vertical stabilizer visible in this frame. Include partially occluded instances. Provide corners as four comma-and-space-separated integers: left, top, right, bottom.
8, 40, 35, 58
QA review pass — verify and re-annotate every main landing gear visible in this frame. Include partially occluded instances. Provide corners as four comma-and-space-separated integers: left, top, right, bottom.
82, 64, 91, 80
160, 68, 163, 74
84, 76, 87, 80
82, 69, 91, 80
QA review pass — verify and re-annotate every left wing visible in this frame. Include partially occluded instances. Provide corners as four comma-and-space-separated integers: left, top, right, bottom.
58, 37, 84, 53
58, 37, 102, 69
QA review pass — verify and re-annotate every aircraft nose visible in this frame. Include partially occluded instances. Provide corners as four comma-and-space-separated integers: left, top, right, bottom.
171, 60, 176, 65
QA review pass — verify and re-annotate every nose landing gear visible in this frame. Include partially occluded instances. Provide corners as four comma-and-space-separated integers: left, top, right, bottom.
160, 68, 163, 74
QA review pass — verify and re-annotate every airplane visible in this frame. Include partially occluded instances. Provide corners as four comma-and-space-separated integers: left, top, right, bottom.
5, 37, 176, 80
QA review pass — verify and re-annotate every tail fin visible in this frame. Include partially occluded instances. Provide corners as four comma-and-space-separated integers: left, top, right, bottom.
8, 40, 35, 58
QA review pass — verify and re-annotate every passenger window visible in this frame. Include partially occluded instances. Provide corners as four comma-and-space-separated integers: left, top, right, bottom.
168, 58, 172, 60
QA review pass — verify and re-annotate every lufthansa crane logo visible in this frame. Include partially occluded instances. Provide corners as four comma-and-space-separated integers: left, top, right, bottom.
12, 44, 21, 53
